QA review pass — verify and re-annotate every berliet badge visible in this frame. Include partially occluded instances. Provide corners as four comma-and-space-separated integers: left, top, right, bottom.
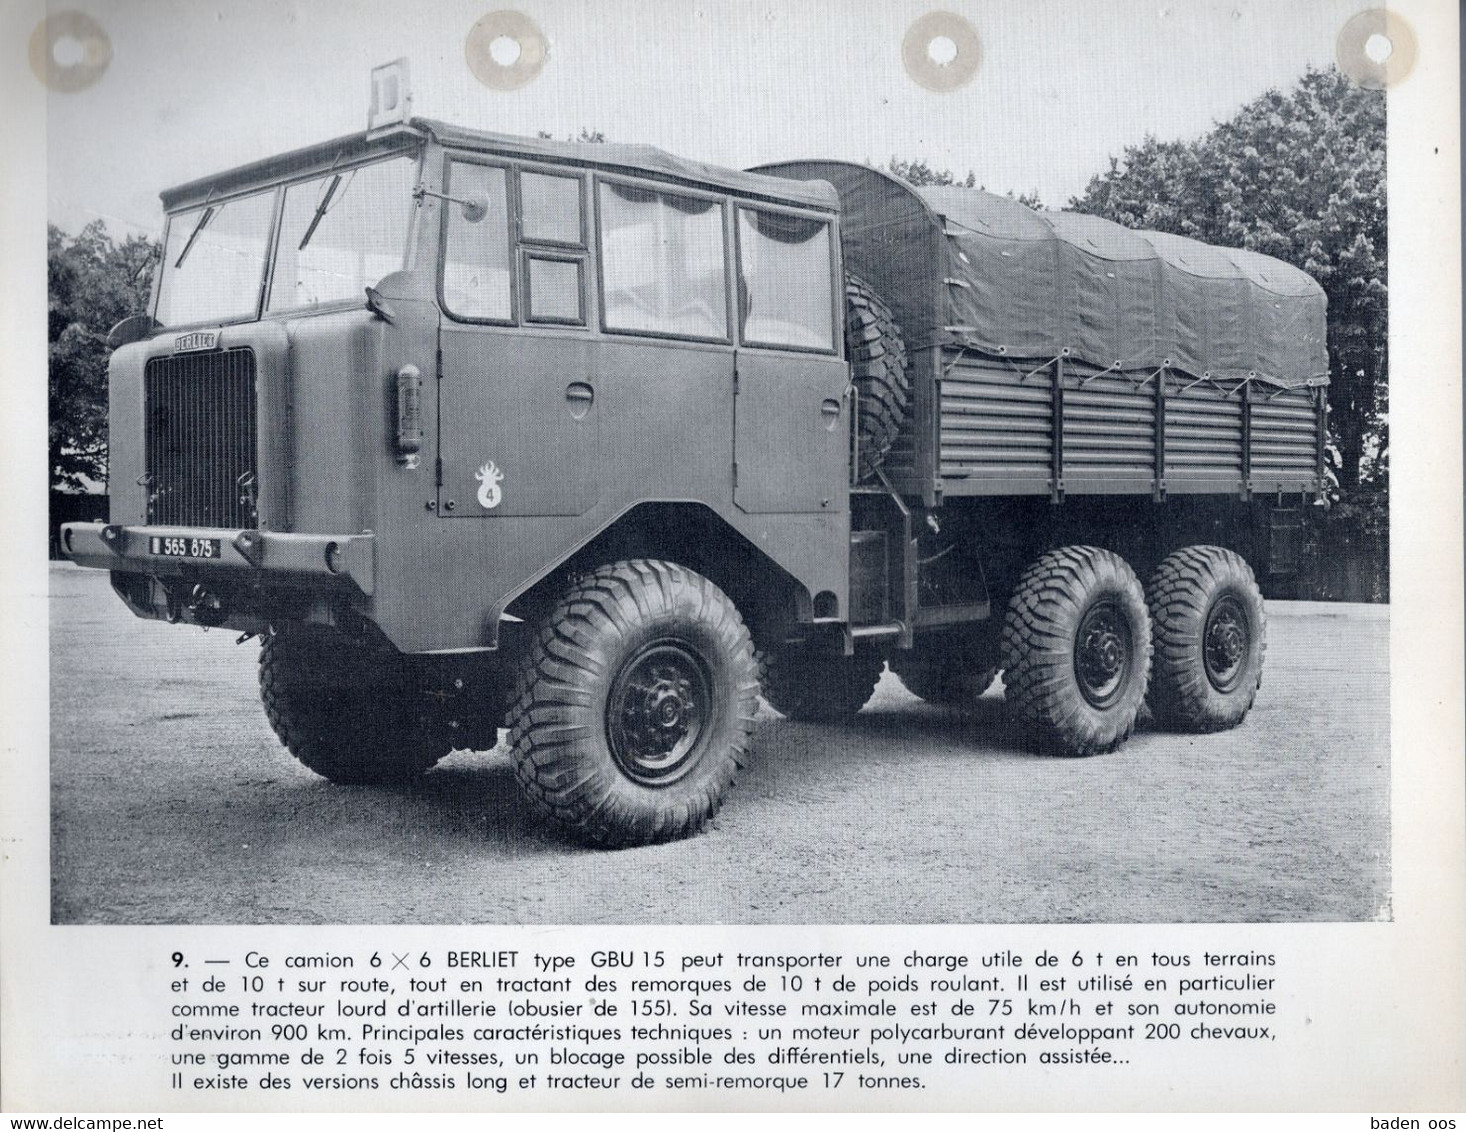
475, 461, 504, 509
173, 329, 219, 353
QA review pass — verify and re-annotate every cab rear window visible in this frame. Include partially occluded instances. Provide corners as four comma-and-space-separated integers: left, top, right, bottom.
598, 181, 728, 341
736, 208, 835, 351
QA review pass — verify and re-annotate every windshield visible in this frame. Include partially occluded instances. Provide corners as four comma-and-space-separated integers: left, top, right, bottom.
154, 193, 275, 327
153, 152, 418, 328
268, 156, 417, 313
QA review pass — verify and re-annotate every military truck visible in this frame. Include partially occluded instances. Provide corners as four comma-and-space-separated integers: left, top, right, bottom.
62, 117, 1327, 847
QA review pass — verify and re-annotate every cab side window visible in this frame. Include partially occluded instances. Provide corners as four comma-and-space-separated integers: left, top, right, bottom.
442, 160, 512, 322
520, 170, 587, 326
598, 181, 728, 341
736, 208, 835, 351
521, 171, 583, 245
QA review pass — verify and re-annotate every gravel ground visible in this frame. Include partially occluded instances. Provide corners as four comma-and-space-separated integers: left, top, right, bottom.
49, 562, 1390, 924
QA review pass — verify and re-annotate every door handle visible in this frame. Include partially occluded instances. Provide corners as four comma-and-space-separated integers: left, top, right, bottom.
566, 381, 594, 419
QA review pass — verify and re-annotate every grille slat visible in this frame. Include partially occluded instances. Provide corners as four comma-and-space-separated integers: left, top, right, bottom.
145, 348, 258, 529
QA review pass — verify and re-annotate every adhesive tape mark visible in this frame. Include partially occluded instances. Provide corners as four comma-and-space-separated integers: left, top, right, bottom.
1336, 8, 1416, 90
29, 10, 112, 93
902, 11, 981, 93
465, 10, 548, 91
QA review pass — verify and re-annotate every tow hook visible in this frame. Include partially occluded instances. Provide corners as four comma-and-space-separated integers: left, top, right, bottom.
186, 584, 228, 627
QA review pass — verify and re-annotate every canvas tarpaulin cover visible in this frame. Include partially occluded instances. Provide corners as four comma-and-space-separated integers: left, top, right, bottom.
751, 162, 1327, 388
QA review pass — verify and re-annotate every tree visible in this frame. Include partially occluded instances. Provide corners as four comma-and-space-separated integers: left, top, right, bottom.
1069, 67, 1386, 496
538, 128, 606, 142
48, 222, 159, 491
884, 157, 976, 188
883, 158, 1044, 209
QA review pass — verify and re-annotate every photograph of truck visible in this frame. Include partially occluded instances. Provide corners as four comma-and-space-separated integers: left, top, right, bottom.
60, 115, 1328, 850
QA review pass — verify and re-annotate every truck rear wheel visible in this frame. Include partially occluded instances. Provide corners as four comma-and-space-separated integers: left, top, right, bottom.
1146, 546, 1266, 731
258, 624, 450, 784
760, 642, 884, 722
1001, 546, 1152, 756
506, 560, 760, 847
890, 638, 1000, 707
846, 273, 911, 481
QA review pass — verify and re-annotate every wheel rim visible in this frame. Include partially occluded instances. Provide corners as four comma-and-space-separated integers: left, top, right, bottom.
607, 640, 711, 786
1203, 594, 1249, 693
1074, 599, 1133, 709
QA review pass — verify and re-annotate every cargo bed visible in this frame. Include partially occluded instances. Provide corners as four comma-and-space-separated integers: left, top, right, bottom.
754, 159, 1329, 507
878, 349, 1325, 502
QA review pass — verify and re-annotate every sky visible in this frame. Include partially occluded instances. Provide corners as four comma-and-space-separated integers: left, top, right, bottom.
46, 0, 1362, 239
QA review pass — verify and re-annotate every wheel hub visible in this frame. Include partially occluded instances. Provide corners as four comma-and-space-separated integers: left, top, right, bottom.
1204, 595, 1249, 692
608, 643, 710, 785
1075, 601, 1132, 708
626, 675, 695, 751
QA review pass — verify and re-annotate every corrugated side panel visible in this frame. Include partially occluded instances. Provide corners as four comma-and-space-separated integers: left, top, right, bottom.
1250, 387, 1319, 489
935, 351, 1320, 496
1164, 379, 1243, 489
938, 358, 1051, 492
1064, 374, 1154, 490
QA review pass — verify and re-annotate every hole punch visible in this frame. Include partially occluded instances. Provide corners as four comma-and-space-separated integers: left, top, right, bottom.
29, 11, 112, 92
488, 35, 522, 66
1336, 8, 1416, 89
466, 10, 548, 90
1363, 33, 1392, 63
52, 36, 85, 67
927, 35, 958, 66
902, 12, 981, 92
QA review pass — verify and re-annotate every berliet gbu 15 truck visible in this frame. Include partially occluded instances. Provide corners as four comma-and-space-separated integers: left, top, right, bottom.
63, 117, 1328, 847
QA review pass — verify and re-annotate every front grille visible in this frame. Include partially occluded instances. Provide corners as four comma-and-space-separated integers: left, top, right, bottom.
144, 348, 258, 528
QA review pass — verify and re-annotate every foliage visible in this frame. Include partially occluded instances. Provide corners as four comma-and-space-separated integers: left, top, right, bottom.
1070, 66, 1386, 496
538, 128, 606, 142
883, 158, 1043, 209
48, 222, 158, 490
885, 157, 976, 188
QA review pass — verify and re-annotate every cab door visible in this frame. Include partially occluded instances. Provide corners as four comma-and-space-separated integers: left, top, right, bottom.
730, 204, 848, 514
436, 158, 597, 517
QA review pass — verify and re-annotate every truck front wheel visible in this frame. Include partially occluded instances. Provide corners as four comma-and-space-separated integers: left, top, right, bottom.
506, 560, 760, 847
1001, 546, 1152, 756
1145, 546, 1266, 731
258, 624, 451, 784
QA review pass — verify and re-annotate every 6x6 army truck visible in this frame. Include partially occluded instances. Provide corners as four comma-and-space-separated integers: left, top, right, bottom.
62, 118, 1328, 847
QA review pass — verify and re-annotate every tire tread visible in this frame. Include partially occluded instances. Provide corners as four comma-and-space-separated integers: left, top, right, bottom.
1001, 546, 1152, 756
506, 560, 760, 847
846, 273, 911, 481
1145, 545, 1266, 731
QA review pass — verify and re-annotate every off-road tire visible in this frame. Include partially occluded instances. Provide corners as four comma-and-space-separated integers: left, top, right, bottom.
890, 649, 1000, 708
258, 624, 451, 784
1001, 546, 1152, 756
760, 643, 885, 722
1146, 545, 1266, 732
506, 560, 760, 848
846, 272, 911, 481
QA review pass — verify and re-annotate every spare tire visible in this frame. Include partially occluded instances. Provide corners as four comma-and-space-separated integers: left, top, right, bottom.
845, 273, 911, 481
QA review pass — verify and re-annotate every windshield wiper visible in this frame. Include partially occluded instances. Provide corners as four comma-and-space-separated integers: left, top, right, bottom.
173, 205, 216, 269
297, 173, 343, 252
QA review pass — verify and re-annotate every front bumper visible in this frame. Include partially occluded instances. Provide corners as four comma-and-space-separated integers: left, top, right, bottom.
59, 523, 374, 596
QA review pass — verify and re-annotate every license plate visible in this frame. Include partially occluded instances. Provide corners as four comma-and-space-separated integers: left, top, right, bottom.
149, 536, 221, 560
